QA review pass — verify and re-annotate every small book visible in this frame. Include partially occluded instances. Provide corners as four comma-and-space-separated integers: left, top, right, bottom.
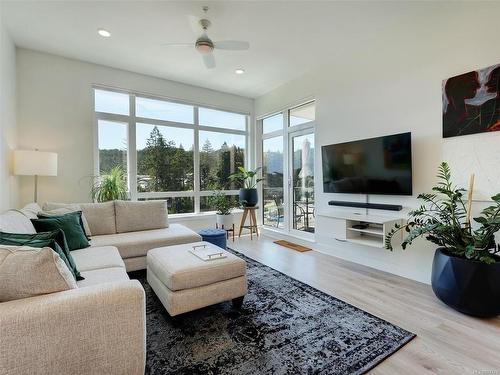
189, 244, 227, 261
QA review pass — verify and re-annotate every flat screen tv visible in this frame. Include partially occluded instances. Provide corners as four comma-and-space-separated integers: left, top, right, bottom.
322, 132, 412, 195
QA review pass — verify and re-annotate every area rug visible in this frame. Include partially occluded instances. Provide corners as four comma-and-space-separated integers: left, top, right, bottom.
129, 249, 415, 375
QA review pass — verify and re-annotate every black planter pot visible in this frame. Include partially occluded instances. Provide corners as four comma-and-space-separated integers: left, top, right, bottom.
239, 188, 258, 207
431, 247, 500, 317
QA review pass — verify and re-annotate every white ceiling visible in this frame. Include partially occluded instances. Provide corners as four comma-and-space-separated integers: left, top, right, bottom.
1, 1, 474, 98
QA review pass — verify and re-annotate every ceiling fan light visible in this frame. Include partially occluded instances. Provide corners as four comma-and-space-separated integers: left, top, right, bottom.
196, 44, 213, 53
196, 44, 213, 54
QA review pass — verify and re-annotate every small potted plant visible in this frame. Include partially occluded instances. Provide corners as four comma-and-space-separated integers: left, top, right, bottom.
229, 166, 263, 207
210, 190, 235, 228
91, 166, 128, 202
385, 162, 500, 317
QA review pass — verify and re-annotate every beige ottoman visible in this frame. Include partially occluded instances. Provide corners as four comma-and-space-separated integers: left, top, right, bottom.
147, 241, 247, 316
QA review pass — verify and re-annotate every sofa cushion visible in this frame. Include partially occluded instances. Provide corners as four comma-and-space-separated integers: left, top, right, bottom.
0, 210, 36, 234
32, 211, 90, 251
71, 246, 125, 272
90, 224, 201, 259
77, 267, 129, 288
0, 245, 77, 302
115, 200, 168, 233
40, 203, 92, 237
80, 201, 116, 235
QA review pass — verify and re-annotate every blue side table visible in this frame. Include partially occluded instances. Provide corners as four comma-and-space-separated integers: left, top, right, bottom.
199, 228, 227, 249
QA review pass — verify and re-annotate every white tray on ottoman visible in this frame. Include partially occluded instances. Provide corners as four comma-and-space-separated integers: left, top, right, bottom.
147, 241, 247, 316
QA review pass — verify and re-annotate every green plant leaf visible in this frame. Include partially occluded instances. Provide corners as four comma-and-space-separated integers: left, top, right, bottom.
491, 193, 500, 202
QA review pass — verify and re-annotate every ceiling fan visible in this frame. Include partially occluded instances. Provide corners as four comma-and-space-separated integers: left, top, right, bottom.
162, 6, 250, 69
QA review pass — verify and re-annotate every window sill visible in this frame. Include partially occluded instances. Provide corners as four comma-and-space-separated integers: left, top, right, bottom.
169, 209, 244, 221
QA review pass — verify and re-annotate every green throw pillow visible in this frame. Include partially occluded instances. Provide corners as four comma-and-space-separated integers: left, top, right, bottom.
32, 211, 90, 251
0, 229, 83, 280
38, 209, 90, 240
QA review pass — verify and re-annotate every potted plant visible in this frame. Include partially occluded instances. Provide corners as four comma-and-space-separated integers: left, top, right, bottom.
91, 166, 128, 202
210, 190, 235, 228
229, 166, 263, 207
385, 162, 500, 317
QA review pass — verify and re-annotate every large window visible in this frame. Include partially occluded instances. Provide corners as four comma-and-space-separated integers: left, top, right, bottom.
94, 88, 248, 214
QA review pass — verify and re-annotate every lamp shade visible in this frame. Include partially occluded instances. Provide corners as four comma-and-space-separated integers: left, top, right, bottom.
14, 150, 58, 176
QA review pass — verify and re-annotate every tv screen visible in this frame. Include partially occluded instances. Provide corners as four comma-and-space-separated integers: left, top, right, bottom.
322, 132, 412, 195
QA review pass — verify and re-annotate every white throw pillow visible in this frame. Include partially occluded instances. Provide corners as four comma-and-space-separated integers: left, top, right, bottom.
19, 203, 42, 220
41, 202, 92, 237
0, 245, 77, 302
0, 210, 37, 234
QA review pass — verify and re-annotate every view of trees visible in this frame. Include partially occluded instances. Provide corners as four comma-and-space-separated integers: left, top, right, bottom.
200, 138, 244, 190
98, 125, 244, 213
137, 126, 194, 192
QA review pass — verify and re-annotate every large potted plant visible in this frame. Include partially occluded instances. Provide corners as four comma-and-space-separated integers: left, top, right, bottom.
91, 166, 128, 202
229, 167, 263, 207
209, 190, 235, 228
385, 162, 500, 317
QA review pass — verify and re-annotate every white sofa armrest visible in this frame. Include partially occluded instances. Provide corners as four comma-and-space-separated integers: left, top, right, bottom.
0, 280, 146, 375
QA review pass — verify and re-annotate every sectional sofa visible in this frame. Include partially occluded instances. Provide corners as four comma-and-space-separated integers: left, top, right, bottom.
0, 200, 201, 375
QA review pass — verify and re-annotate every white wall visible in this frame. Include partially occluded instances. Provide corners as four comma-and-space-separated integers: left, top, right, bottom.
255, 3, 500, 284
0, 5, 18, 211
16, 48, 253, 206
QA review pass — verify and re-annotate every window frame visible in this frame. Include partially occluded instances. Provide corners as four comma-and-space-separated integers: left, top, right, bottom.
93, 85, 249, 215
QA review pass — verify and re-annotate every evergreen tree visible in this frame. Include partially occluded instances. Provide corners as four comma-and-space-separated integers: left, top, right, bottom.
200, 139, 217, 189
141, 126, 170, 191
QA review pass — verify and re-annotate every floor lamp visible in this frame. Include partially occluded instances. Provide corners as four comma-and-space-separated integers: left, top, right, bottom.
14, 150, 58, 203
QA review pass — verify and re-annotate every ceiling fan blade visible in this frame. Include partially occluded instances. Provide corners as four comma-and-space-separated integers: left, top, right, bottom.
202, 53, 216, 69
161, 43, 193, 48
214, 40, 250, 51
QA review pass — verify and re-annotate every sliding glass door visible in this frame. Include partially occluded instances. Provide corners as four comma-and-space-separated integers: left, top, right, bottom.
290, 131, 315, 234
262, 136, 284, 228
261, 101, 315, 239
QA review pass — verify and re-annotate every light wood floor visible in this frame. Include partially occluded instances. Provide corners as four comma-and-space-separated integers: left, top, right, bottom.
229, 235, 500, 375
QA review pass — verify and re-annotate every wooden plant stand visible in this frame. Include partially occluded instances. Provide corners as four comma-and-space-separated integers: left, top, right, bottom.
238, 206, 259, 240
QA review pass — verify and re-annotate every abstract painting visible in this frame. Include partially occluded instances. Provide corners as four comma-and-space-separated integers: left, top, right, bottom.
443, 63, 500, 138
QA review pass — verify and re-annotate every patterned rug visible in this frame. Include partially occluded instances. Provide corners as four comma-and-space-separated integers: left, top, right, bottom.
129, 249, 415, 375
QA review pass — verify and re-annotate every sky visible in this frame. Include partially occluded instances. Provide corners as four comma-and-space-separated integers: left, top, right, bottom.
263, 136, 283, 153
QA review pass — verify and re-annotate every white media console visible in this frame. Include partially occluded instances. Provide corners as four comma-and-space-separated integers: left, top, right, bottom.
318, 211, 404, 248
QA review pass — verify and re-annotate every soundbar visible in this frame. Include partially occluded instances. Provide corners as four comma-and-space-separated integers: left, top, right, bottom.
328, 200, 403, 211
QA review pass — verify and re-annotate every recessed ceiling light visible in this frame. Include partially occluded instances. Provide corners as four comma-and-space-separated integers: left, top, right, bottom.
97, 29, 111, 38
235, 68, 245, 75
